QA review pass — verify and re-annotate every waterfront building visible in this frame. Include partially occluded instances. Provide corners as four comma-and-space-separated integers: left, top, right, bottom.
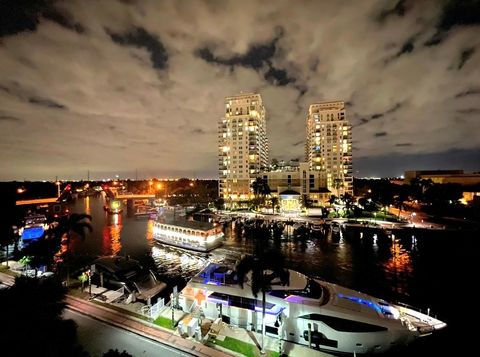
218, 93, 269, 205
404, 170, 480, 185
260, 162, 330, 212
305, 101, 352, 196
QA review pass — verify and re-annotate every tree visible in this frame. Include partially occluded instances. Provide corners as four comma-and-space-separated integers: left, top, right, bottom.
103, 349, 134, 357
393, 185, 410, 219
21, 237, 60, 276
341, 193, 354, 213
270, 196, 279, 214
236, 250, 289, 354
53, 213, 93, 284
0, 188, 21, 268
0, 276, 87, 356
328, 195, 338, 206
333, 178, 343, 196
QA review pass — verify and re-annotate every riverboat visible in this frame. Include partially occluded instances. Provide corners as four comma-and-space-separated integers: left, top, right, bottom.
152, 219, 224, 252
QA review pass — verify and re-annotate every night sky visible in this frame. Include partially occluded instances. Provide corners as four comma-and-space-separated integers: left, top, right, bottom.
1, 0, 479, 180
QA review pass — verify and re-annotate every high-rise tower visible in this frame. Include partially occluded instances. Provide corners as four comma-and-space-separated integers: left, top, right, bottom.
306, 101, 352, 196
218, 93, 268, 204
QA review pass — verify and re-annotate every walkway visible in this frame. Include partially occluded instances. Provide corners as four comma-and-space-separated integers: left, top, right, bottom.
65, 295, 228, 357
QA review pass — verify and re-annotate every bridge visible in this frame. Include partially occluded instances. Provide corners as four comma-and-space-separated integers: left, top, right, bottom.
16, 184, 72, 206
116, 194, 155, 199
16, 197, 59, 206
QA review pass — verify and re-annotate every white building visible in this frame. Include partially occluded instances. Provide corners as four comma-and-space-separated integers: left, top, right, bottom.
306, 101, 352, 196
218, 93, 269, 204
260, 162, 330, 212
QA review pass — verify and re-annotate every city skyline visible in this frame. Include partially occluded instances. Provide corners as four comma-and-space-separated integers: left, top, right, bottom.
1, 0, 479, 180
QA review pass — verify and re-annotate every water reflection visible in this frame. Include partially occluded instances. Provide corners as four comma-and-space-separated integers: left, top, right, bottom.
146, 220, 154, 243
382, 235, 413, 295
151, 244, 209, 278
102, 213, 123, 255
85, 196, 91, 215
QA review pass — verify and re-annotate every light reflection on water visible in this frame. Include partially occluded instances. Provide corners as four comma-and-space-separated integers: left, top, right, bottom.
102, 214, 122, 256
68, 196, 478, 355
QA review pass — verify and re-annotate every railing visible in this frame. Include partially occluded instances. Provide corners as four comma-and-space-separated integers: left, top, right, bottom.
140, 298, 165, 319
396, 301, 435, 318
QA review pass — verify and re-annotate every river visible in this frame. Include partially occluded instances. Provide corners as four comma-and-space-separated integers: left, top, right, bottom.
69, 196, 477, 356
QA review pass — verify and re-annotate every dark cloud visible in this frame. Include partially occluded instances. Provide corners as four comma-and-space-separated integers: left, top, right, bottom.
426, 0, 480, 46
191, 128, 205, 135
356, 102, 403, 126
385, 38, 416, 64
292, 140, 303, 147
107, 27, 168, 70
196, 36, 278, 69
457, 108, 480, 114
0, 0, 83, 37
42, 6, 85, 34
455, 88, 480, 98
395, 143, 412, 147
457, 47, 475, 70
374, 132, 387, 137
264, 66, 295, 86
28, 97, 66, 110
0, 115, 22, 123
377, 0, 408, 23
438, 0, 480, 32
196, 29, 294, 87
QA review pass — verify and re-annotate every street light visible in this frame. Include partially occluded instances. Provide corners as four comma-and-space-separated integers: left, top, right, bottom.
55, 181, 61, 197
17, 187, 26, 194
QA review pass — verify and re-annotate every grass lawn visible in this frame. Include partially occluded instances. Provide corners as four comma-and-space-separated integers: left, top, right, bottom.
153, 315, 175, 330
208, 335, 279, 357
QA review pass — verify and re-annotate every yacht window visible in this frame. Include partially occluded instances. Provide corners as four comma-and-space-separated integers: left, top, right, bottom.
299, 314, 387, 332
269, 279, 323, 299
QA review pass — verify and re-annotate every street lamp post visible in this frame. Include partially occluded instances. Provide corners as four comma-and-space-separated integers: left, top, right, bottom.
56, 181, 61, 197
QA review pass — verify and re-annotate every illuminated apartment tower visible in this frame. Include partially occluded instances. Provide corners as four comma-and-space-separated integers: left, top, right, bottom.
218, 93, 269, 203
306, 101, 352, 196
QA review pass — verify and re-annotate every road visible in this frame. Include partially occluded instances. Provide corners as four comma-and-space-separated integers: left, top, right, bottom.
64, 309, 191, 357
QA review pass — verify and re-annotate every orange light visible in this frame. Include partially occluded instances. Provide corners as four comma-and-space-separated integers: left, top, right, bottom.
156, 183, 162, 190
149, 181, 153, 186
17, 188, 25, 194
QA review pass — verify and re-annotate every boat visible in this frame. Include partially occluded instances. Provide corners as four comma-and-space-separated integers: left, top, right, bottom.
104, 199, 123, 214
178, 262, 446, 355
90, 256, 166, 303
134, 205, 158, 219
331, 222, 341, 233
152, 219, 224, 252
20, 214, 49, 241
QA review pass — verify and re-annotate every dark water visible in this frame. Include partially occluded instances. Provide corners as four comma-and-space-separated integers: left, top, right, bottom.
70, 196, 477, 355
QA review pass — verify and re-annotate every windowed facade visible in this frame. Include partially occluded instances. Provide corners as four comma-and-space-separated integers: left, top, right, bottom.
305, 101, 352, 195
219, 93, 269, 205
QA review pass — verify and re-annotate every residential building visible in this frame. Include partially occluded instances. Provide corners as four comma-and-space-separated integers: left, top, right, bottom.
218, 93, 268, 204
261, 162, 330, 212
306, 101, 352, 196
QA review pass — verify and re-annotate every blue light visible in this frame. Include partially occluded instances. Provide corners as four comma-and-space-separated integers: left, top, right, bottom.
337, 293, 382, 314
22, 227, 45, 240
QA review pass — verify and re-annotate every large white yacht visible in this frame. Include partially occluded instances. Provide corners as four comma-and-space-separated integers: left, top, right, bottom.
178, 263, 446, 354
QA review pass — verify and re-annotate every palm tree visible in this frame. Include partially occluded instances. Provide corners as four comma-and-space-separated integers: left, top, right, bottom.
53, 213, 93, 285
341, 193, 354, 213
236, 250, 289, 354
270, 196, 279, 214
333, 178, 343, 196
